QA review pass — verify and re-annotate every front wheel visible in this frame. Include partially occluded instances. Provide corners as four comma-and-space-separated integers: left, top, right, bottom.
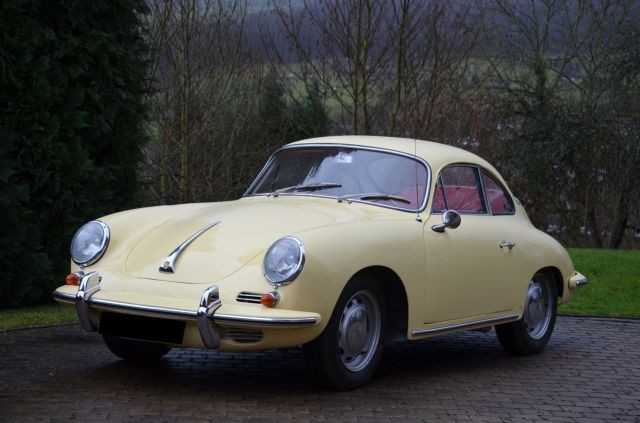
496, 271, 557, 355
304, 279, 386, 390
103, 335, 171, 361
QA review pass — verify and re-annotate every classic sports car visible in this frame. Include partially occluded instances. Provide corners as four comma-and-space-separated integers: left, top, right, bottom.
54, 136, 587, 389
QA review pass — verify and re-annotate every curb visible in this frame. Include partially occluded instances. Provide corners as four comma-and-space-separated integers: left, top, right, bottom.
1, 322, 77, 334
558, 313, 640, 322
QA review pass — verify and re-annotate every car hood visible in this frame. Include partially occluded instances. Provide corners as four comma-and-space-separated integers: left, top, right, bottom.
124, 196, 368, 283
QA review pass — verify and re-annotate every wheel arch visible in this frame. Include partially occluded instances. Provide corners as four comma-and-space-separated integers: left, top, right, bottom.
538, 266, 564, 299
349, 265, 409, 343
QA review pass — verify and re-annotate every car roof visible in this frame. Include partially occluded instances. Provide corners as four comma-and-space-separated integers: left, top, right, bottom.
288, 135, 496, 174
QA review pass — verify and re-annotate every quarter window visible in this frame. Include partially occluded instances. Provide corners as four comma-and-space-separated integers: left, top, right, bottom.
481, 171, 515, 215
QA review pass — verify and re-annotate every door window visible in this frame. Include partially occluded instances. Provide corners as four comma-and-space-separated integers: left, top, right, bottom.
433, 166, 487, 214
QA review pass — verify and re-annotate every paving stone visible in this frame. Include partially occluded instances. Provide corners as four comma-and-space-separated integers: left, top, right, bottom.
0, 316, 639, 422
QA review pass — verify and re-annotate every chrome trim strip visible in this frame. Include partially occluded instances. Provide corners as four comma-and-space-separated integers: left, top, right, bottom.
412, 313, 520, 337
214, 313, 318, 327
159, 221, 221, 273
243, 143, 432, 214
52, 291, 76, 303
88, 297, 197, 320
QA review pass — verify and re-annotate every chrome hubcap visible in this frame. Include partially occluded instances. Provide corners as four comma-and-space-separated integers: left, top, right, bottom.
338, 290, 381, 372
523, 278, 552, 340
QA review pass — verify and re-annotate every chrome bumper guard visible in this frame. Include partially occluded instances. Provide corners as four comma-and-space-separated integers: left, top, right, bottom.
76, 272, 101, 332
61, 271, 222, 349
196, 285, 222, 348
569, 272, 589, 289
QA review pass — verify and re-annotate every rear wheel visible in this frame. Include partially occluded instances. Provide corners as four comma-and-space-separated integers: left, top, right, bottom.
103, 335, 171, 361
496, 271, 557, 355
304, 278, 386, 390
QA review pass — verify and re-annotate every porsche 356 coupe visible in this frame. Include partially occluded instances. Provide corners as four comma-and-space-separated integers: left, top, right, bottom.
54, 136, 587, 389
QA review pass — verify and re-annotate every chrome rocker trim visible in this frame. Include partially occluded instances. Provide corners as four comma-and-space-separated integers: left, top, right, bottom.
412, 313, 520, 337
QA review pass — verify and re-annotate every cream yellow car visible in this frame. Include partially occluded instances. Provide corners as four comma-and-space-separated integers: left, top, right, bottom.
53, 136, 587, 389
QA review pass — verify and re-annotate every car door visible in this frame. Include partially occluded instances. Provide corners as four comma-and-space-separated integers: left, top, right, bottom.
423, 165, 522, 323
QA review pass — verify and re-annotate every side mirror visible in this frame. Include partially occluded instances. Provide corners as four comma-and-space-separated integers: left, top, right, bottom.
431, 210, 461, 233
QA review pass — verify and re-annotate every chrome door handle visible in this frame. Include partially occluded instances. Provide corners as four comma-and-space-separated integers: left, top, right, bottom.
499, 241, 516, 250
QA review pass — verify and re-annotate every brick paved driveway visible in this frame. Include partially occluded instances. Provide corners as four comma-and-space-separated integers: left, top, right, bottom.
0, 316, 638, 422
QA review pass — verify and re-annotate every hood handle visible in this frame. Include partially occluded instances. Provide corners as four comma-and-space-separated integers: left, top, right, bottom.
159, 221, 221, 273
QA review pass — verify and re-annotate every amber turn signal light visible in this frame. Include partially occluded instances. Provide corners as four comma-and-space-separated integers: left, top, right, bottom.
260, 292, 279, 308
65, 273, 79, 286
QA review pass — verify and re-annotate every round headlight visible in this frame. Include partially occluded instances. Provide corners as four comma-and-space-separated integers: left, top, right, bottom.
71, 220, 110, 266
263, 236, 305, 286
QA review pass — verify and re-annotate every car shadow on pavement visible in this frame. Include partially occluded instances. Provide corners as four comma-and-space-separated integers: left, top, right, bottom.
76, 329, 541, 394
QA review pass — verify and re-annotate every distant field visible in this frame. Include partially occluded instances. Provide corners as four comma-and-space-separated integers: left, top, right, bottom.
559, 248, 640, 317
1, 248, 637, 331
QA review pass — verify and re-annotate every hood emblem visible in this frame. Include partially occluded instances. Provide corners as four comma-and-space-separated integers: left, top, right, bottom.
159, 221, 221, 273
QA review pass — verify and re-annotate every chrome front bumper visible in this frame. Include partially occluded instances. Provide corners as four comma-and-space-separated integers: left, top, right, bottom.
53, 271, 318, 349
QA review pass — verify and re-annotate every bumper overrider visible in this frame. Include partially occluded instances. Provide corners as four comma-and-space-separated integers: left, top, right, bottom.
53, 272, 319, 349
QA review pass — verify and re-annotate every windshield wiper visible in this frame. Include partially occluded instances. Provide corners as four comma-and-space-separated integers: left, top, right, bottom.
269, 182, 342, 197
337, 193, 411, 204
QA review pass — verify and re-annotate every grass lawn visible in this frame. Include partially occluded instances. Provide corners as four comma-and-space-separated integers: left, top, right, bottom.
1, 248, 638, 331
0, 304, 77, 331
559, 248, 640, 317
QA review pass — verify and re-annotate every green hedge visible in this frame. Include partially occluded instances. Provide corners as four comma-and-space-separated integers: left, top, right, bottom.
0, 0, 149, 307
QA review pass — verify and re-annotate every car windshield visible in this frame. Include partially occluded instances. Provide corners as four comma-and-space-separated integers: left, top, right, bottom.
246, 146, 429, 211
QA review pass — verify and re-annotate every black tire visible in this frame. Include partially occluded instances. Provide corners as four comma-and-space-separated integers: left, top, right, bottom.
103, 335, 171, 361
304, 278, 386, 390
496, 271, 558, 355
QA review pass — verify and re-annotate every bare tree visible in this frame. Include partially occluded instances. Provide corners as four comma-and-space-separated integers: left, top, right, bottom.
144, 0, 253, 203
484, 0, 640, 248
562, 0, 640, 248
265, 0, 483, 139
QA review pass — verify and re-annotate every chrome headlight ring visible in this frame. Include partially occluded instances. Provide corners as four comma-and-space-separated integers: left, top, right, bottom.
263, 236, 306, 286
70, 220, 110, 266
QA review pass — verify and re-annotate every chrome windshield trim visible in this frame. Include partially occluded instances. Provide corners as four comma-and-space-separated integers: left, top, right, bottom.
89, 297, 197, 320
159, 221, 221, 273
243, 143, 432, 213
213, 313, 318, 327
412, 313, 520, 337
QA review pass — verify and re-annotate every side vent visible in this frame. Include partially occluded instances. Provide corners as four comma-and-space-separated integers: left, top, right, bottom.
236, 292, 262, 304
221, 328, 263, 343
